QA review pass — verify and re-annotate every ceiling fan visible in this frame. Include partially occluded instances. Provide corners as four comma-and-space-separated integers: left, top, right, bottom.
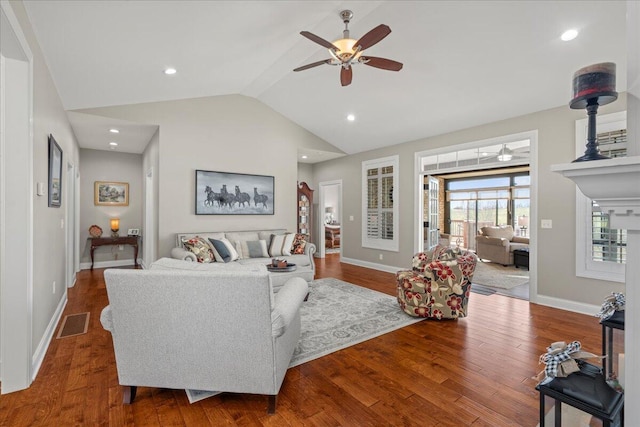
484, 144, 530, 162
293, 10, 403, 86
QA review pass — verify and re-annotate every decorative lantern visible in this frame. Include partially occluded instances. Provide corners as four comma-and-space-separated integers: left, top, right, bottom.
601, 310, 625, 391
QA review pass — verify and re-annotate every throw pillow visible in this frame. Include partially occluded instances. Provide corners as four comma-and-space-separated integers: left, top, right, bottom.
236, 240, 270, 259
268, 233, 295, 257
209, 238, 239, 263
181, 236, 215, 263
480, 225, 514, 240
291, 233, 307, 255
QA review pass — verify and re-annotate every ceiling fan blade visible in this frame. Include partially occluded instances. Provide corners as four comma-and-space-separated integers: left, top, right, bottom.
362, 56, 403, 71
354, 24, 391, 51
300, 31, 338, 50
340, 66, 352, 86
293, 59, 332, 72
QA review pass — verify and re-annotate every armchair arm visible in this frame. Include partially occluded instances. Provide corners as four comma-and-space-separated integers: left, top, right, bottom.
170, 247, 197, 262
100, 305, 113, 332
476, 235, 508, 247
511, 236, 529, 244
304, 243, 316, 273
271, 277, 309, 337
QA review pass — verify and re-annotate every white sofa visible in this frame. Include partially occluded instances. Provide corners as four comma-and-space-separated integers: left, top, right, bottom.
170, 229, 315, 291
100, 260, 308, 413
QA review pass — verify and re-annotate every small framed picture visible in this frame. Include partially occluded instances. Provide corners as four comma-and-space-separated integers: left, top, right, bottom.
127, 228, 140, 236
48, 134, 63, 208
94, 181, 129, 206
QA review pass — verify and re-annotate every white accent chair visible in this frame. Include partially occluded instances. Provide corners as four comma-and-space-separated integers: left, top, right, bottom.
100, 261, 308, 413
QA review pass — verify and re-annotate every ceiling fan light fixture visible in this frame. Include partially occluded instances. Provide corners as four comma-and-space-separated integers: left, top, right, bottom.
329, 38, 362, 61
497, 146, 513, 161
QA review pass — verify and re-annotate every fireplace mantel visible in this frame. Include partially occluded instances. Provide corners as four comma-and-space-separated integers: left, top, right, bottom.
551, 156, 640, 230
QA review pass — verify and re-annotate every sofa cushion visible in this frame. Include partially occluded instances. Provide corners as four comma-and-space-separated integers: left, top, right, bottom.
181, 236, 215, 263
291, 233, 307, 255
209, 238, 239, 263
236, 239, 269, 259
268, 233, 295, 257
151, 257, 266, 273
480, 225, 514, 240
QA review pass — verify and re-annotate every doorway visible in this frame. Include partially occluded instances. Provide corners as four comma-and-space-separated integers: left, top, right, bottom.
414, 131, 538, 302
1, 2, 34, 393
65, 162, 78, 287
318, 180, 342, 258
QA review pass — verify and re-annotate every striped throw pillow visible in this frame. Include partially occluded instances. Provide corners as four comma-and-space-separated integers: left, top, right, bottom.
268, 233, 295, 257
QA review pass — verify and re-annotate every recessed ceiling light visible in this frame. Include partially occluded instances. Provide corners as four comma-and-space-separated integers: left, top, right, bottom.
561, 29, 578, 41
347, 114, 355, 121
164, 67, 177, 75
109, 142, 118, 146
301, 155, 308, 159
109, 128, 119, 134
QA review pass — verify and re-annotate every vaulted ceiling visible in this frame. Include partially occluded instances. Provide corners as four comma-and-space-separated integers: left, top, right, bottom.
23, 1, 627, 161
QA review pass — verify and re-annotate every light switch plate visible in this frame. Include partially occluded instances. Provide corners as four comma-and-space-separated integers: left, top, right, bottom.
541, 219, 552, 229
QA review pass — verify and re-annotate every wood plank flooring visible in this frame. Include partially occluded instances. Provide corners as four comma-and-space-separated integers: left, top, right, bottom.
0, 254, 604, 426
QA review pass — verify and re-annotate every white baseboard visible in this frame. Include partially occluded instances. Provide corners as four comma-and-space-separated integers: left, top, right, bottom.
31, 290, 67, 381
340, 256, 403, 274
533, 294, 600, 316
79, 258, 140, 270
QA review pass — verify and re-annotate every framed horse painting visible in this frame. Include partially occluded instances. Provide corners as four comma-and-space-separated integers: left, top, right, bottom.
195, 170, 274, 215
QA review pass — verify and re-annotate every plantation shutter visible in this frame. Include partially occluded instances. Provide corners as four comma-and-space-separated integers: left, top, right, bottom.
363, 156, 398, 251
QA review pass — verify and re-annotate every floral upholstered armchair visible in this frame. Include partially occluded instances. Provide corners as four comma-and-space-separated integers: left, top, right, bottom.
396, 246, 478, 319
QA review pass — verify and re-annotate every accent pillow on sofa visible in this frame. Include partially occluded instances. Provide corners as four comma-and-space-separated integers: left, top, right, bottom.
268, 233, 295, 257
235, 240, 269, 259
291, 233, 307, 255
480, 225, 514, 240
208, 238, 239, 263
181, 236, 216, 263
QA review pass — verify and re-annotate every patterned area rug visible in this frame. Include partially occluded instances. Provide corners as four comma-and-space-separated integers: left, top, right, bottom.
472, 261, 529, 289
290, 277, 424, 367
186, 278, 422, 402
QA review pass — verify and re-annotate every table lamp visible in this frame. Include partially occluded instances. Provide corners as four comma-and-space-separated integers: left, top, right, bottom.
517, 215, 529, 236
110, 218, 120, 238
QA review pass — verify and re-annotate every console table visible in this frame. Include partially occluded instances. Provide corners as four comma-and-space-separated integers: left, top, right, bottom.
325, 225, 340, 249
90, 236, 139, 269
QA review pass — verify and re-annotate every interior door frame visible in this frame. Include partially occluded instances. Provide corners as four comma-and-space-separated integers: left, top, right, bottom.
413, 130, 538, 302
0, 0, 34, 393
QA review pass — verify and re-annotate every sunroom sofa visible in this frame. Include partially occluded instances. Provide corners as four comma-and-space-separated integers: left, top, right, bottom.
475, 225, 529, 266
171, 229, 316, 292
100, 261, 308, 413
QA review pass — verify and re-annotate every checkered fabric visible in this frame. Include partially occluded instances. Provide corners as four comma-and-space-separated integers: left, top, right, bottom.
595, 292, 625, 320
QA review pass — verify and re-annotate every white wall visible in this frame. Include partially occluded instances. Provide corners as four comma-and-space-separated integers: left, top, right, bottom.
77, 95, 330, 257
312, 94, 627, 306
323, 184, 340, 223
6, 0, 80, 362
79, 148, 142, 266
297, 162, 313, 185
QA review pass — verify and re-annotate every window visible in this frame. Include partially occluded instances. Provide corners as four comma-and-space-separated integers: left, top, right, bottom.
362, 156, 399, 251
445, 172, 530, 250
575, 111, 626, 282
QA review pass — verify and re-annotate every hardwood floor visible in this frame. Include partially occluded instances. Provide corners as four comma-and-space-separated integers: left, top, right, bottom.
0, 254, 603, 426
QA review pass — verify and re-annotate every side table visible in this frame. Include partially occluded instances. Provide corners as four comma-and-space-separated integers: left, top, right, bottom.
90, 236, 140, 269
513, 248, 529, 269
537, 362, 624, 427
